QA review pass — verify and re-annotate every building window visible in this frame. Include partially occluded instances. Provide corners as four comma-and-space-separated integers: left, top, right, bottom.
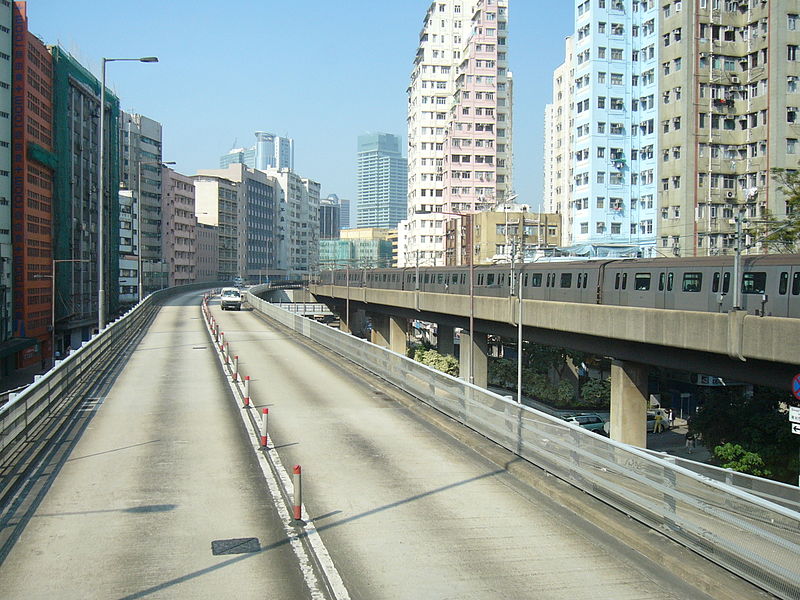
788, 138, 798, 154
789, 45, 799, 61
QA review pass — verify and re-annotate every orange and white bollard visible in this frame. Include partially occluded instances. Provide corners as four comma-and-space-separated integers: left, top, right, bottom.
260, 408, 269, 447
243, 375, 250, 407
292, 465, 302, 521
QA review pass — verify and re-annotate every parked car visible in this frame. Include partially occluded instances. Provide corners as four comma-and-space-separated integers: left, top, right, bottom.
562, 413, 608, 435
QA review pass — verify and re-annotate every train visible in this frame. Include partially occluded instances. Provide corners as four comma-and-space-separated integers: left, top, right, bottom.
318, 255, 800, 318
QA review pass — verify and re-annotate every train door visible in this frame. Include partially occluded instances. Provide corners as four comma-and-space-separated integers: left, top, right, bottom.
790, 269, 800, 318
661, 270, 676, 309
770, 269, 792, 317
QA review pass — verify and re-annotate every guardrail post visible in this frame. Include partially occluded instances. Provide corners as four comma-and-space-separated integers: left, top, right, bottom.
260, 408, 269, 447
224, 342, 230, 365
243, 375, 250, 407
293, 465, 302, 521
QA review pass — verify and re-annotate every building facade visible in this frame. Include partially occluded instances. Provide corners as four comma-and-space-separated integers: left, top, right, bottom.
356, 132, 407, 228
10, 3, 53, 369
193, 174, 239, 281
195, 222, 219, 283
120, 112, 166, 293
402, 0, 513, 267
319, 194, 341, 239
162, 167, 196, 287
117, 189, 137, 305
51, 46, 120, 350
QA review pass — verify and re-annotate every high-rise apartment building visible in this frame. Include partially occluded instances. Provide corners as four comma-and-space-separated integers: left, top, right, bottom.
658, 0, 799, 257
220, 132, 294, 171
265, 167, 320, 278
547, 0, 799, 257
10, 3, 52, 369
356, 133, 407, 228
402, 0, 512, 267
543, 36, 574, 247
120, 112, 166, 293
193, 174, 239, 281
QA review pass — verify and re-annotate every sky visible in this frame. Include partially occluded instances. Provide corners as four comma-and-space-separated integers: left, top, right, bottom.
26, 0, 574, 212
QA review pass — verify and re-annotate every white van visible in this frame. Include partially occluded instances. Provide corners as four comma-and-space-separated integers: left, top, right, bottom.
220, 287, 243, 311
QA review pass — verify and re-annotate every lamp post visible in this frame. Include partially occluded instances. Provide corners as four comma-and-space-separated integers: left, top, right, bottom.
136, 159, 175, 301
97, 56, 158, 330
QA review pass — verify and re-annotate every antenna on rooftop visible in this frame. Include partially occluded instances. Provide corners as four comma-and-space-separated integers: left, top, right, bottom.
230, 138, 238, 150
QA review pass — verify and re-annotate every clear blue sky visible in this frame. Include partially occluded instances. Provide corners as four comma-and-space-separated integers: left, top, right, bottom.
27, 0, 574, 211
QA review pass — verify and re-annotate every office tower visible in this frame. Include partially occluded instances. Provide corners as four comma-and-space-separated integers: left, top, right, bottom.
162, 167, 197, 287
319, 195, 341, 239
51, 46, 120, 348
9, 3, 52, 368
120, 112, 166, 292
402, 0, 512, 266
220, 132, 294, 171
543, 36, 574, 247
337, 196, 352, 229
658, 1, 799, 257
197, 163, 280, 282
356, 133, 408, 228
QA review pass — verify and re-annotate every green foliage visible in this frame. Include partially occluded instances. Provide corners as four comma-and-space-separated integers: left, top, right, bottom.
714, 443, 771, 477
765, 168, 800, 253
691, 386, 799, 483
412, 348, 459, 377
579, 377, 611, 409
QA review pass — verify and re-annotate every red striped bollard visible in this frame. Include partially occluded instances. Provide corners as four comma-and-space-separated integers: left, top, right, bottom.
243, 376, 250, 407
260, 408, 269, 447
224, 342, 230, 365
233, 355, 239, 381
292, 465, 302, 521
219, 331, 224, 351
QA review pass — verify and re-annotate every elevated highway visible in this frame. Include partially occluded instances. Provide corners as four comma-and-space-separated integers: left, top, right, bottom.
0, 287, 795, 599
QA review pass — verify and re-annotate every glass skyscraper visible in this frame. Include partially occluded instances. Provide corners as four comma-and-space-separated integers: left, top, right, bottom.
356, 133, 407, 229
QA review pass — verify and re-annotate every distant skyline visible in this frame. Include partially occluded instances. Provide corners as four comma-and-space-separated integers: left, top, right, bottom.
26, 1, 574, 210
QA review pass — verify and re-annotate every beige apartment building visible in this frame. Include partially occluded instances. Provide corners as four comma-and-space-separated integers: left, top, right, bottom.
658, 0, 800, 257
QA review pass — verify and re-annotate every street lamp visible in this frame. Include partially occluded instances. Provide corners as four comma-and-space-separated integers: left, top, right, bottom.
137, 159, 175, 301
98, 56, 158, 330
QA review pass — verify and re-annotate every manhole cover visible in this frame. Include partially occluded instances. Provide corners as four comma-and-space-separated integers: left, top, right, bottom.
211, 537, 261, 555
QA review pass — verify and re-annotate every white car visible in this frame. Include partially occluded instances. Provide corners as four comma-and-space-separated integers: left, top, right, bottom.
220, 287, 243, 311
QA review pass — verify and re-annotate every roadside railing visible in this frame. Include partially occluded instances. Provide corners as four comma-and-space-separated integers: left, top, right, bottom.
246, 290, 800, 600
0, 282, 220, 505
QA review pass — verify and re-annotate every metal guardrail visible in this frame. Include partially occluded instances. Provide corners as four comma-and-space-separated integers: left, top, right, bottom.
246, 290, 800, 600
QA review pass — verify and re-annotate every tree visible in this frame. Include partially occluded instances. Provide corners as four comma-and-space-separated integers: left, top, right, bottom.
763, 168, 800, 253
691, 386, 799, 483
713, 443, 771, 478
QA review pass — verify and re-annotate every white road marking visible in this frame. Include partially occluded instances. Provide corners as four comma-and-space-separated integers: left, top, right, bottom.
205, 303, 351, 600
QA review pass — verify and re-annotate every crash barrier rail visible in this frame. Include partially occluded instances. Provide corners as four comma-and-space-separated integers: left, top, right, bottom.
640, 448, 800, 513
272, 303, 332, 315
246, 290, 800, 600
0, 282, 223, 506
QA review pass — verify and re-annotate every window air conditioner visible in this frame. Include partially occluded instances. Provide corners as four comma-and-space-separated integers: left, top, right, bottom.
725, 191, 735, 199
730, 76, 740, 84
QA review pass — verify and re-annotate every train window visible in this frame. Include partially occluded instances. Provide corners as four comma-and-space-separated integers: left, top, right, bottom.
658, 273, 665, 291
531, 273, 542, 287
560, 273, 572, 288
583, 272, 589, 288
712, 272, 720, 293
742, 272, 766, 294
451, 274, 458, 284
487, 273, 496, 286
477, 274, 484, 285
667, 273, 674, 291
779, 272, 789, 295
635, 273, 651, 291
682, 272, 702, 292
500, 274, 506, 286
793, 273, 800, 295
621, 273, 628, 290
614, 273, 621, 290
722, 273, 730, 294
461, 274, 466, 285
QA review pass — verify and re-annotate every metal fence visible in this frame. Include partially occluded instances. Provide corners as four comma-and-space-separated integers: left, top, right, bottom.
247, 290, 800, 600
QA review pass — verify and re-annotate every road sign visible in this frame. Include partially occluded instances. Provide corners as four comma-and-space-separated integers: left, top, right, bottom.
793, 374, 800, 401
791, 406, 800, 424
792, 423, 800, 436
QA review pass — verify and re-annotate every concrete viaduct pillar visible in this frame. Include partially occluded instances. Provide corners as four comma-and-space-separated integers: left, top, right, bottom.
460, 330, 488, 388
437, 324, 455, 357
610, 360, 648, 447
370, 314, 408, 355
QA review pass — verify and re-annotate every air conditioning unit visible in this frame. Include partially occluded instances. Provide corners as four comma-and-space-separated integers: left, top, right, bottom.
730, 75, 740, 84
725, 191, 735, 199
